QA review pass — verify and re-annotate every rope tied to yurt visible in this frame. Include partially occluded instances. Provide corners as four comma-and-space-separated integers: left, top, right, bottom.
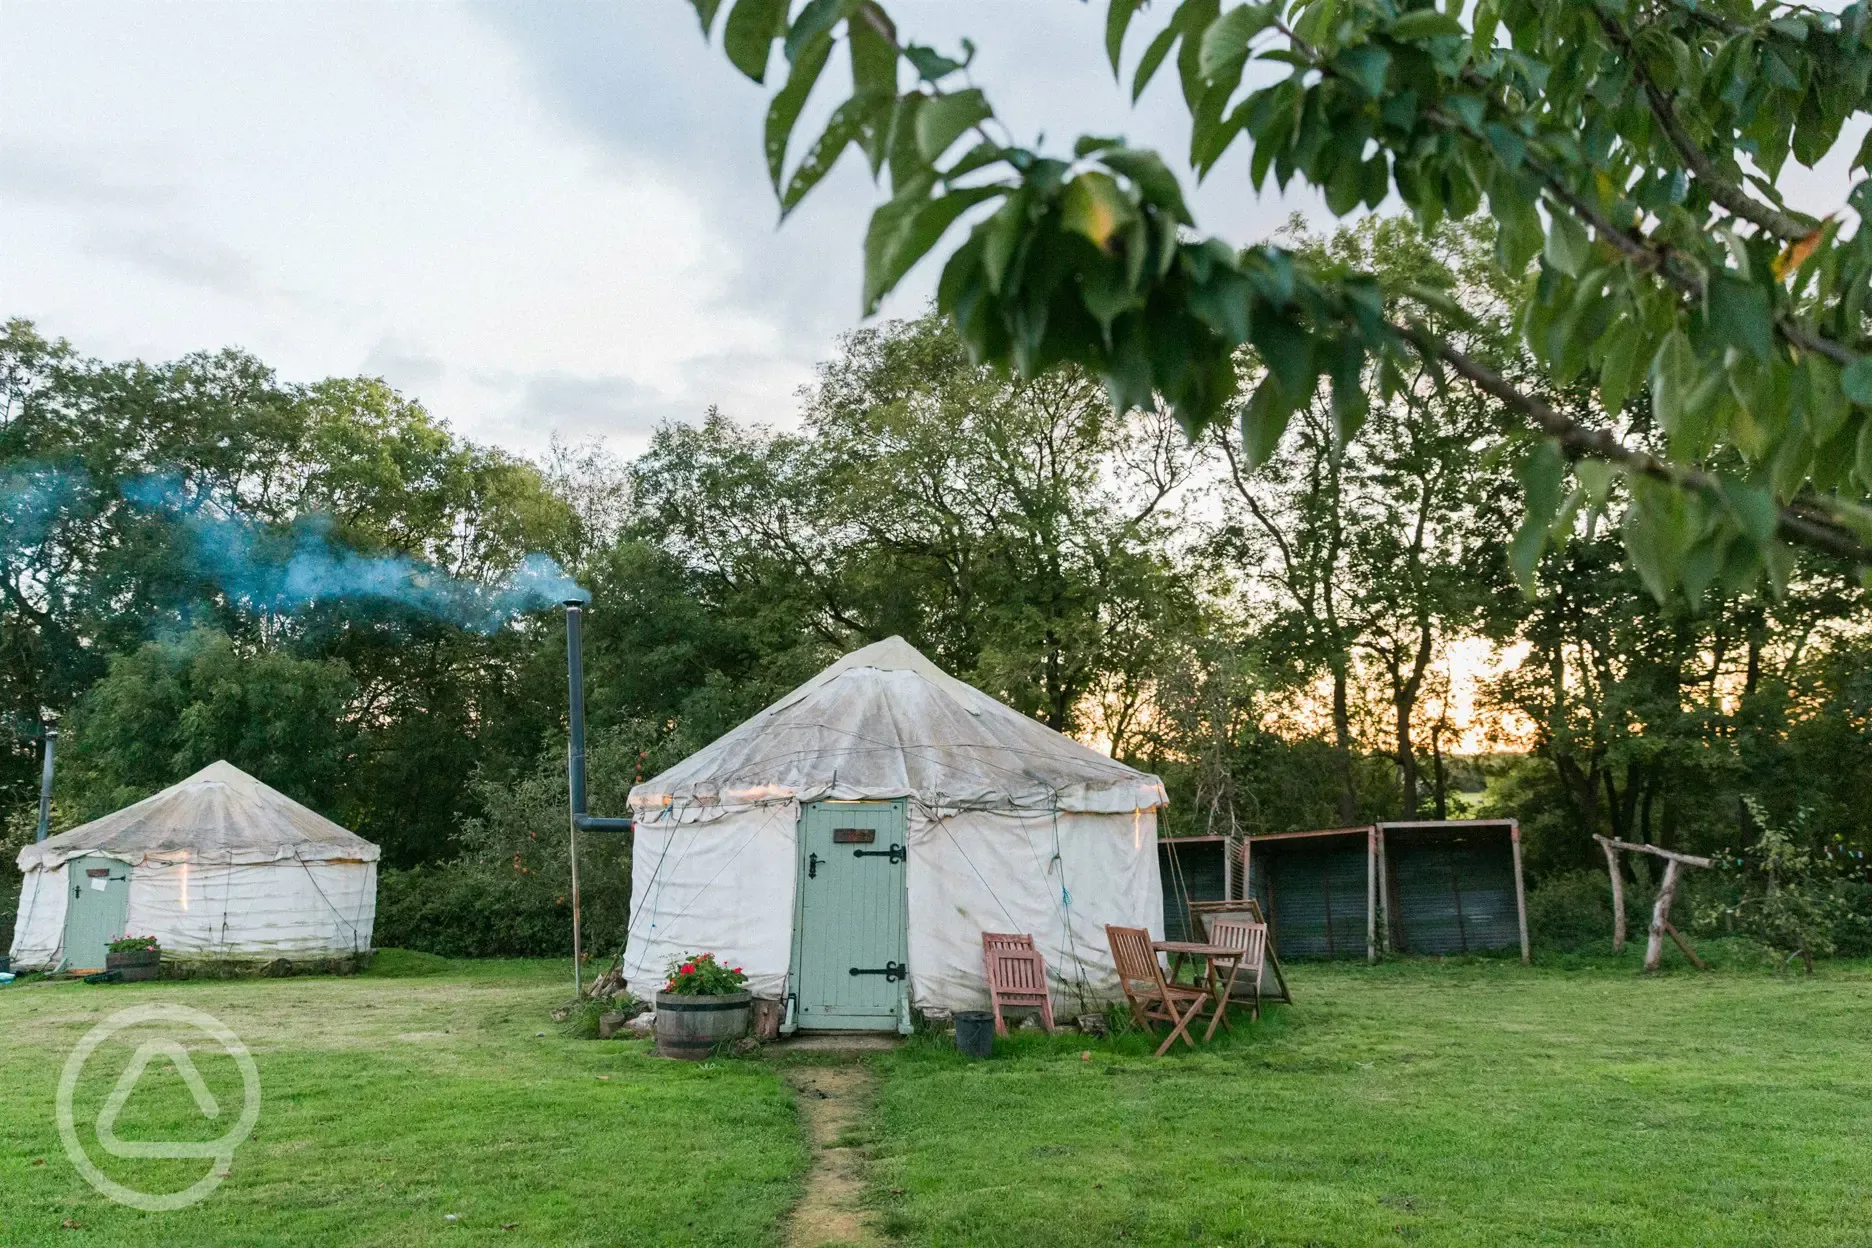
1047, 800, 1096, 1014
291, 848, 365, 945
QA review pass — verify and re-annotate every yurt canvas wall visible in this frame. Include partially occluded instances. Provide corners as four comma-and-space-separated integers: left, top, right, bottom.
622, 637, 1167, 1028
10, 761, 379, 972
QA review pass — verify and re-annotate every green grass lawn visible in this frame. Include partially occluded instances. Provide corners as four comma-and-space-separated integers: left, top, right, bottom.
871, 954, 1872, 1246
0, 955, 803, 1246
3, 952, 1870, 1246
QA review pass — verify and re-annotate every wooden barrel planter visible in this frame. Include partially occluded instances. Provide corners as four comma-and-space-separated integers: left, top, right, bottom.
653, 990, 751, 1060
105, 949, 160, 983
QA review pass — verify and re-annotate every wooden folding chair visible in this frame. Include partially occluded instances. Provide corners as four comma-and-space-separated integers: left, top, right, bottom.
1191, 899, 1292, 1004
1105, 925, 1210, 1057
981, 932, 1057, 1036
1205, 918, 1268, 1028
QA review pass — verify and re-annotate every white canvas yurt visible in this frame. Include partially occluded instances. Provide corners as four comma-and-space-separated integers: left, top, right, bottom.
623, 636, 1167, 1032
9, 760, 378, 972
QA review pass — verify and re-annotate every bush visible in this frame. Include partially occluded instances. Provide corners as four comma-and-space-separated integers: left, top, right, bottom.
370, 725, 658, 959
1526, 869, 1654, 954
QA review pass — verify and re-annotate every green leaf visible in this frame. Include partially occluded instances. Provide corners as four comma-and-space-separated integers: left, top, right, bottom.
1803, 355, 1848, 444
687, 0, 725, 37
723, 0, 787, 83
902, 44, 965, 81
1543, 210, 1591, 278
1841, 356, 1872, 406
765, 34, 835, 192
1622, 484, 1685, 602
1107, 0, 1145, 73
915, 89, 992, 162
1858, 416, 1872, 488
781, 96, 873, 215
1060, 172, 1136, 251
1390, 9, 1465, 40
1199, 4, 1275, 81
785, 0, 849, 64
1249, 313, 1312, 402
864, 185, 1004, 314
1718, 478, 1779, 547
1598, 318, 1642, 415
1701, 274, 1775, 361
1101, 148, 1193, 224
1511, 440, 1565, 590
1574, 458, 1617, 504
1240, 375, 1298, 469
849, 4, 899, 96
1333, 44, 1391, 97
1132, 21, 1181, 103
1648, 330, 1698, 439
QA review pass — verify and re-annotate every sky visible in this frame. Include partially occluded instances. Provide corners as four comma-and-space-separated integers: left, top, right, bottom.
5, 2, 1862, 461
0, 0, 1329, 459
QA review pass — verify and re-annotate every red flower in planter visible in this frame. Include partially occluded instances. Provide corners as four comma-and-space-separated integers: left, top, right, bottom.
680, 963, 696, 975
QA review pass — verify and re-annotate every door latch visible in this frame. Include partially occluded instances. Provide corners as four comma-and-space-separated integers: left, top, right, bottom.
852, 843, 906, 864
849, 961, 907, 982
807, 853, 824, 879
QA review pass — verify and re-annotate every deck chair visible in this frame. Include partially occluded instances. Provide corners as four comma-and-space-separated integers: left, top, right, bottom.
1105, 925, 1211, 1056
1205, 918, 1269, 1025
982, 932, 1057, 1036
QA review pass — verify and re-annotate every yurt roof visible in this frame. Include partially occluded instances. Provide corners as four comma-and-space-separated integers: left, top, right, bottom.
17, 760, 380, 870
629, 636, 1166, 816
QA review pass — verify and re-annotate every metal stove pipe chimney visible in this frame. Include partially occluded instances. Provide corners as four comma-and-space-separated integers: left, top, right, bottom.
563, 601, 632, 999
566, 602, 586, 997
35, 729, 57, 842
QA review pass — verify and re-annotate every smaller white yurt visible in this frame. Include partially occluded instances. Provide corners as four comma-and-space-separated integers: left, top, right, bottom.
623, 637, 1168, 1032
9, 760, 378, 972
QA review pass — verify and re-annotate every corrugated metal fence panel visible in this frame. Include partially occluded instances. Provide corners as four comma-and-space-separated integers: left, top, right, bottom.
1260, 839, 1368, 959
1158, 840, 1229, 942
1389, 830, 1520, 954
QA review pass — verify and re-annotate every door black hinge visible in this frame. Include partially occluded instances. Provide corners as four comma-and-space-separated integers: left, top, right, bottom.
848, 961, 907, 982
852, 843, 906, 864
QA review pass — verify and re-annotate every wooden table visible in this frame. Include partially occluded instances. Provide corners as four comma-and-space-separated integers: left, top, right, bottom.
1152, 940, 1244, 1042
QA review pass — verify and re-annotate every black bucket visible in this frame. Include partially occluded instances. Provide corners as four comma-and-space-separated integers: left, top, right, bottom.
954, 1010, 994, 1059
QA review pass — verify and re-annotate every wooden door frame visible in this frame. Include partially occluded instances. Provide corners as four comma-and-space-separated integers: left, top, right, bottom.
785, 799, 912, 1034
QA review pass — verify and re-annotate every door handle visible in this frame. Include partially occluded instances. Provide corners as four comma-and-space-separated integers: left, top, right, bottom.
808, 853, 823, 879
853, 844, 906, 864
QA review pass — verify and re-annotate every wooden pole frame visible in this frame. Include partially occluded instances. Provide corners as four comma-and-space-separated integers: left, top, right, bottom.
1592, 835, 1713, 972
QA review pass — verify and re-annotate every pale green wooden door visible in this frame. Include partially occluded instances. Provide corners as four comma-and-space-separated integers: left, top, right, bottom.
63, 856, 131, 971
791, 801, 909, 1030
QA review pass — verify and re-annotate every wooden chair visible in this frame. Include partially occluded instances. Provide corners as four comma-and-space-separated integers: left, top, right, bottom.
1105, 925, 1211, 1056
1205, 918, 1269, 1024
981, 932, 1057, 1036
1190, 899, 1292, 1004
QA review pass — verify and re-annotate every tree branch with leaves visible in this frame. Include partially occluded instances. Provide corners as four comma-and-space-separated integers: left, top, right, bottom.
686, 0, 1872, 600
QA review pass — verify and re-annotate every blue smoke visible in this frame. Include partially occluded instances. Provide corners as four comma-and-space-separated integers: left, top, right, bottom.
1, 465, 93, 552
122, 473, 588, 632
